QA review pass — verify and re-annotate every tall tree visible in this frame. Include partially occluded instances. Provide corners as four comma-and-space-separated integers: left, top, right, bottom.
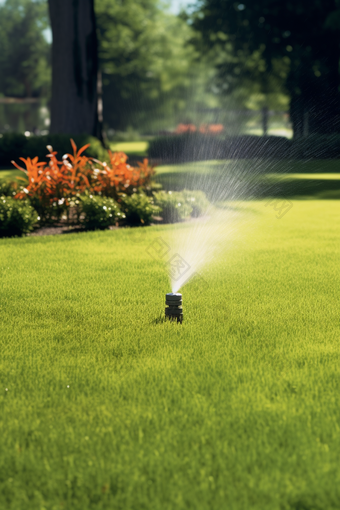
193, 0, 340, 137
48, 0, 99, 136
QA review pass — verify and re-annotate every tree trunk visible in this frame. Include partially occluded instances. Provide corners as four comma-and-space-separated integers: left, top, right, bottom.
261, 106, 268, 136
48, 0, 98, 136
290, 95, 304, 139
308, 44, 340, 135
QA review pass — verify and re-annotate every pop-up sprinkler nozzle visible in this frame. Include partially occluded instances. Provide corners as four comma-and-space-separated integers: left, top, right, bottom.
165, 293, 183, 323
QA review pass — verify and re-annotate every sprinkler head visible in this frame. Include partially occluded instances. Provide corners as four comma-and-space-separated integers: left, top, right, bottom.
165, 293, 183, 323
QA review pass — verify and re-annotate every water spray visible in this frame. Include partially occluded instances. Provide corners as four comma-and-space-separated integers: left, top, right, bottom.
165, 293, 183, 323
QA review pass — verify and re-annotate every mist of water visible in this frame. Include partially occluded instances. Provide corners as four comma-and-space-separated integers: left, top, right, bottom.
158, 132, 294, 293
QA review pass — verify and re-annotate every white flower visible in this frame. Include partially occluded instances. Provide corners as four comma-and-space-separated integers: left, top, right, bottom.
23, 188, 29, 194
103, 206, 107, 210
46, 145, 53, 152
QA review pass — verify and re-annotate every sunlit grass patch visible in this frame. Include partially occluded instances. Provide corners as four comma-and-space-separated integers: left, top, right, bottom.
110, 141, 149, 156
0, 169, 23, 182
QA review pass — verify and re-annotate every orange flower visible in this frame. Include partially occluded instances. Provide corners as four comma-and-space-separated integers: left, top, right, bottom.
12, 139, 155, 206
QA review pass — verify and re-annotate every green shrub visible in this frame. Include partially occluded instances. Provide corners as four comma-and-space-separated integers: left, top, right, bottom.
0, 180, 17, 197
149, 133, 340, 162
153, 191, 193, 223
182, 190, 210, 217
122, 192, 161, 226
80, 195, 125, 231
0, 196, 38, 237
0, 133, 27, 166
148, 133, 219, 162
0, 133, 106, 167
291, 135, 340, 160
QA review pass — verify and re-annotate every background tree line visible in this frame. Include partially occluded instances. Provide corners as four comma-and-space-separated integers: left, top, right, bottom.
0, 0, 339, 138
192, 0, 340, 137
0, 0, 221, 136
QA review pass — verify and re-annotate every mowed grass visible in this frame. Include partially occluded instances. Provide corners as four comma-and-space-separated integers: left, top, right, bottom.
0, 169, 23, 181
110, 141, 149, 158
1, 163, 340, 509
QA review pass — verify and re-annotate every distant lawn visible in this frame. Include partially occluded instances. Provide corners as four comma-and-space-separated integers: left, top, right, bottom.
0, 169, 23, 182
110, 141, 149, 158
155, 159, 340, 199
1, 193, 340, 509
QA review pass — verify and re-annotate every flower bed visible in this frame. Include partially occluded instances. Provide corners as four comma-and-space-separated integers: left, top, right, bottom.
0, 139, 210, 237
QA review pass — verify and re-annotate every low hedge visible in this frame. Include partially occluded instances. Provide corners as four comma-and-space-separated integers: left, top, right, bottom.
290, 135, 340, 159
80, 195, 125, 230
148, 133, 221, 162
182, 190, 210, 217
148, 133, 292, 161
154, 191, 193, 223
0, 180, 17, 197
0, 182, 211, 235
121, 193, 160, 226
0, 196, 38, 237
148, 133, 340, 161
0, 133, 106, 167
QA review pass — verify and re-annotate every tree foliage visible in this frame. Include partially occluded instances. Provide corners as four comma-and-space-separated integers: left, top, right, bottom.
0, 0, 220, 134
96, 0, 218, 131
193, 0, 340, 135
0, 0, 50, 98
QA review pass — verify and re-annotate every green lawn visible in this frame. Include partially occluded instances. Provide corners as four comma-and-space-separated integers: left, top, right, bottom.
1, 161, 340, 509
110, 141, 149, 158
0, 169, 23, 181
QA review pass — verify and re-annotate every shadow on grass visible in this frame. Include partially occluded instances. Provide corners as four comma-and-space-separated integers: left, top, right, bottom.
155, 167, 340, 201
151, 313, 167, 325
258, 177, 340, 200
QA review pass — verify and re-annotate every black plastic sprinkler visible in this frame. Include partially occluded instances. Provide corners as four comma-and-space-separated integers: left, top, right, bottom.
165, 293, 183, 323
